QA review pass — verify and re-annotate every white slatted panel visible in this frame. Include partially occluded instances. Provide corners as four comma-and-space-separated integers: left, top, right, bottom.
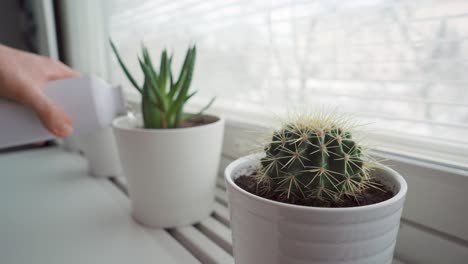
216, 176, 226, 190
213, 201, 231, 227
108, 0, 468, 149
169, 226, 234, 264
197, 217, 233, 254
144, 229, 201, 264
215, 187, 229, 205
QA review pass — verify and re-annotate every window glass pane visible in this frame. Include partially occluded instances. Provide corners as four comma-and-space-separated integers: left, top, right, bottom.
108, 0, 468, 145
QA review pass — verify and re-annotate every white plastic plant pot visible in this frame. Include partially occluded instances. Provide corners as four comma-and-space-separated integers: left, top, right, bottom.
113, 115, 224, 228
61, 136, 81, 153
75, 128, 123, 178
225, 154, 408, 264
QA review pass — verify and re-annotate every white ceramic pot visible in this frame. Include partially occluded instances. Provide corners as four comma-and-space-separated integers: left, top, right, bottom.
75, 128, 123, 178
113, 115, 224, 228
225, 154, 408, 264
61, 136, 81, 153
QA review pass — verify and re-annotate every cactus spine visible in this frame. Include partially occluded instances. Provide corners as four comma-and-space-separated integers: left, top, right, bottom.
258, 114, 373, 202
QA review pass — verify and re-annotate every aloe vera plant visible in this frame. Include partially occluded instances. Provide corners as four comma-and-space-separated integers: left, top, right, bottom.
110, 40, 215, 128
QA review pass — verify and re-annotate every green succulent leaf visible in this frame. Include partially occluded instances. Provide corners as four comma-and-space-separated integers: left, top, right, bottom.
197, 96, 215, 114
138, 58, 168, 112
169, 65, 187, 100
181, 96, 216, 122
168, 54, 174, 91
110, 41, 214, 129
142, 43, 159, 81
159, 49, 169, 93
170, 47, 196, 115
142, 89, 162, 128
184, 91, 197, 103
110, 39, 142, 94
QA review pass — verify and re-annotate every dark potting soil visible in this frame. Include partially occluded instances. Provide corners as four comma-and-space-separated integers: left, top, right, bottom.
179, 115, 218, 128
234, 173, 394, 208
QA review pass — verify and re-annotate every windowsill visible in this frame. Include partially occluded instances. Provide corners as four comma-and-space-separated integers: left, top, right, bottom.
0, 147, 412, 264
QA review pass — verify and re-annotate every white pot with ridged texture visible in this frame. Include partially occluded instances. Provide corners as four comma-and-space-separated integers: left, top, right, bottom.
225, 154, 407, 264
113, 114, 224, 228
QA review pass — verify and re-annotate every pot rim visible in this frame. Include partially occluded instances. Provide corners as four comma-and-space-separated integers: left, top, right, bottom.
112, 114, 224, 133
225, 153, 408, 212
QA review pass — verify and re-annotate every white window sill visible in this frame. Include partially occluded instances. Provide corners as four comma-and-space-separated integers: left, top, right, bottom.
0, 146, 412, 264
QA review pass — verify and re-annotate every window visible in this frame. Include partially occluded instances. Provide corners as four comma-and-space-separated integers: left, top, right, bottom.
103, 0, 468, 164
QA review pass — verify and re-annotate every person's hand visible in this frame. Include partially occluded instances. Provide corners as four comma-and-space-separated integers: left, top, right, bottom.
0, 45, 79, 137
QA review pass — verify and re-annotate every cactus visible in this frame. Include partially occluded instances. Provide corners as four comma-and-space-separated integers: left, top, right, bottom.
257, 114, 373, 202
110, 40, 215, 129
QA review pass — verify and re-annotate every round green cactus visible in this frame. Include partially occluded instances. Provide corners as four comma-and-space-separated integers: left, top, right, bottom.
257, 114, 373, 202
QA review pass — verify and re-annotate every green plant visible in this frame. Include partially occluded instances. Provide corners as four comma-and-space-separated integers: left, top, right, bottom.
257, 113, 374, 202
110, 40, 215, 128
